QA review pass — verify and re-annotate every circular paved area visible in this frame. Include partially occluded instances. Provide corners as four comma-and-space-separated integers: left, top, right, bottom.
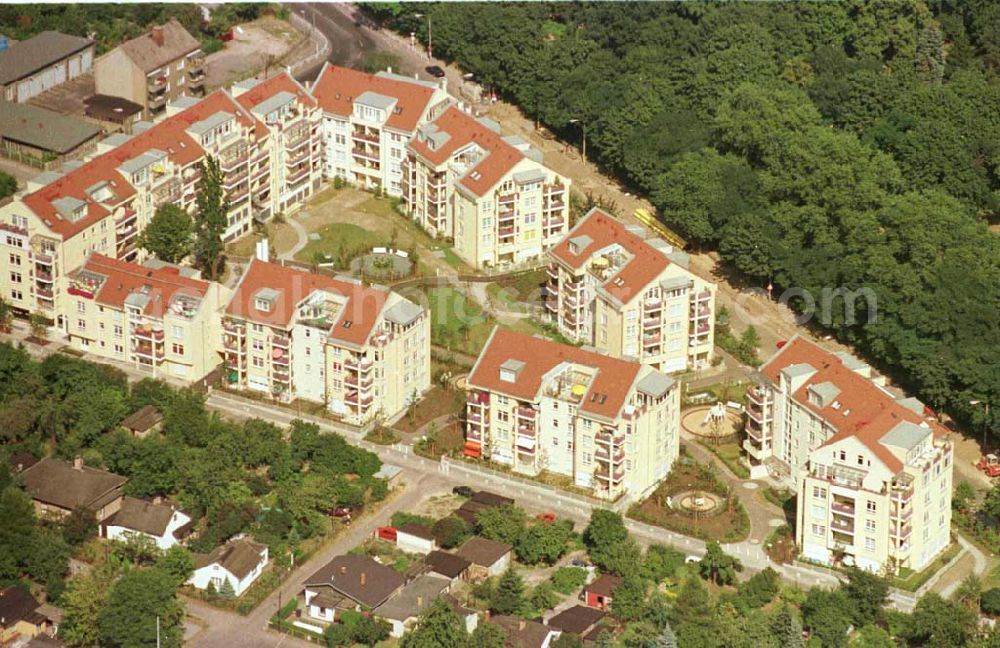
681, 405, 742, 440
741, 481, 759, 490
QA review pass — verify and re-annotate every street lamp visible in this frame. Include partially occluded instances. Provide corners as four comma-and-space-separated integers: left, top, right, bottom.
413, 13, 432, 59
972, 400, 991, 448
569, 118, 587, 164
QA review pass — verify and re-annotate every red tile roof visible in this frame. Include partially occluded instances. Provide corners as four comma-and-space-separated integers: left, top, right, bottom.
77, 254, 209, 318
549, 209, 671, 305
226, 259, 389, 347
467, 327, 642, 420
23, 90, 260, 240
407, 106, 525, 197
236, 71, 317, 110
311, 63, 437, 132
760, 336, 946, 473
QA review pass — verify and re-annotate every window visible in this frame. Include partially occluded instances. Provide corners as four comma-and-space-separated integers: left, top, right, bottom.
811, 524, 825, 537
76, 319, 86, 330
76, 301, 86, 314
857, 454, 865, 466
9, 271, 21, 283
11, 289, 22, 301
866, 500, 877, 513
8, 254, 20, 265
865, 537, 876, 552
172, 325, 183, 340
865, 519, 876, 532
171, 343, 184, 355
812, 486, 827, 499
252, 356, 264, 368
811, 505, 826, 519
113, 325, 123, 338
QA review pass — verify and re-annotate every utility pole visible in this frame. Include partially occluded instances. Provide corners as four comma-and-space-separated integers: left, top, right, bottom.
972, 400, 991, 448
156, 615, 160, 648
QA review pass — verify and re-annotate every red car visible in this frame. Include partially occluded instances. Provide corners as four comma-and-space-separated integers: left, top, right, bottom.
536, 512, 557, 524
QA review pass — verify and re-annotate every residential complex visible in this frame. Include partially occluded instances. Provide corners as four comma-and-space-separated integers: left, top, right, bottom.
546, 208, 715, 373
95, 19, 205, 118
744, 336, 953, 573
464, 327, 680, 501
0, 31, 94, 103
65, 254, 230, 381
0, 71, 320, 332
312, 63, 450, 196
223, 259, 430, 424
403, 106, 571, 268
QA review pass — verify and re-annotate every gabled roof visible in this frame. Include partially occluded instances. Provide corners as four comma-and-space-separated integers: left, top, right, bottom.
72, 254, 209, 318
408, 106, 529, 197
467, 327, 643, 420
0, 31, 93, 86
549, 208, 673, 306
0, 101, 100, 154
236, 71, 317, 112
304, 555, 404, 608
585, 573, 621, 598
547, 605, 605, 635
106, 496, 183, 537
396, 523, 435, 541
455, 536, 512, 567
0, 586, 42, 630
372, 574, 449, 621
194, 537, 267, 580
312, 63, 439, 132
490, 615, 553, 648
226, 260, 390, 347
23, 90, 260, 240
120, 404, 163, 433
20, 457, 126, 512
424, 550, 471, 579
118, 19, 200, 72
759, 336, 947, 473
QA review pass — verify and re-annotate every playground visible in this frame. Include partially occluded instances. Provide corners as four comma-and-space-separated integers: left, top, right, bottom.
681, 403, 743, 442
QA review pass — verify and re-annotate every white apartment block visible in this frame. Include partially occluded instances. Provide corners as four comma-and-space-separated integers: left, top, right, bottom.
223, 259, 430, 425
0, 72, 320, 332
745, 336, 953, 573
403, 107, 571, 268
311, 64, 450, 196
546, 209, 715, 373
465, 327, 680, 502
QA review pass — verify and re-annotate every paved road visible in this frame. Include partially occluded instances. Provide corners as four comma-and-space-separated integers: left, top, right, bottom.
290, 3, 380, 83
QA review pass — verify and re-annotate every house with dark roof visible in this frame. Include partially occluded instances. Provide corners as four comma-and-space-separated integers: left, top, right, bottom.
583, 574, 620, 611
372, 574, 451, 637
547, 605, 605, 637
0, 101, 100, 162
0, 587, 53, 643
302, 555, 404, 623
20, 457, 126, 521
490, 615, 558, 648
83, 94, 144, 134
465, 327, 681, 501
188, 537, 269, 597
455, 537, 512, 581
95, 19, 204, 118
103, 496, 191, 550
395, 523, 437, 555
311, 63, 450, 196
120, 404, 163, 437
423, 550, 471, 581
223, 258, 430, 424
0, 31, 94, 103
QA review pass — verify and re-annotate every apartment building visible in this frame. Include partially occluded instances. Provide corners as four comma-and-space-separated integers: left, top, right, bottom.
64, 253, 230, 381
0, 73, 320, 330
223, 259, 430, 424
95, 20, 205, 118
232, 73, 324, 218
403, 107, 571, 268
311, 63, 450, 196
465, 327, 680, 501
744, 336, 952, 573
546, 209, 714, 373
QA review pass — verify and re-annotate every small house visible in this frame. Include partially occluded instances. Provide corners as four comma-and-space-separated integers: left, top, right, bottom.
103, 496, 191, 550
395, 523, 437, 555
20, 457, 126, 521
302, 555, 404, 623
547, 605, 605, 638
424, 550, 472, 582
119, 405, 163, 437
0, 587, 51, 643
188, 537, 269, 597
372, 574, 450, 637
490, 615, 559, 648
455, 537, 512, 581
583, 574, 620, 611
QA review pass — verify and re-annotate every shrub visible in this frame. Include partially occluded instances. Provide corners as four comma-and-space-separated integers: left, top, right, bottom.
982, 588, 1000, 616
551, 567, 588, 594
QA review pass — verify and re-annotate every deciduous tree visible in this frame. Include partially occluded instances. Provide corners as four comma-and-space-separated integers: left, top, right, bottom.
138, 204, 193, 263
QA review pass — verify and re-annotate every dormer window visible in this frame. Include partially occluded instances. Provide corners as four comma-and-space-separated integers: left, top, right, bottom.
499, 359, 525, 384
254, 298, 271, 312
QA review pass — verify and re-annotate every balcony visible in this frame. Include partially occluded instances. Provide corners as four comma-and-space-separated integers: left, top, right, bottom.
221, 152, 249, 172
117, 208, 137, 227
643, 332, 661, 346
223, 320, 244, 334
643, 317, 659, 330
273, 371, 290, 383
134, 326, 164, 341
33, 268, 53, 283
344, 356, 374, 372
287, 166, 310, 184
188, 70, 206, 87
223, 338, 244, 352
148, 94, 167, 109
35, 287, 54, 299
497, 226, 515, 238
517, 406, 536, 419
546, 264, 559, 280
644, 298, 662, 312
147, 75, 166, 91
352, 129, 380, 143
272, 336, 290, 349
466, 390, 489, 406
345, 373, 374, 389
346, 391, 374, 406
133, 344, 165, 360
831, 501, 855, 516
272, 354, 289, 367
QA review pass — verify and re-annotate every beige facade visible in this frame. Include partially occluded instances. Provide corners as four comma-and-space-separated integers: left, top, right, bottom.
403, 107, 570, 268
0, 31, 94, 104
224, 259, 430, 425
744, 336, 953, 573
65, 254, 230, 382
95, 20, 204, 119
547, 209, 714, 373
465, 327, 679, 502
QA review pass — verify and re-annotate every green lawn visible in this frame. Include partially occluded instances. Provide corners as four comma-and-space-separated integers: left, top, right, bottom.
427, 287, 495, 355
294, 223, 379, 266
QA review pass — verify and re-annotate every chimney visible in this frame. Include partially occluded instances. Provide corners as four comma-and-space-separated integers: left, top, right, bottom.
151, 25, 164, 47
360, 572, 367, 586
73, 456, 84, 470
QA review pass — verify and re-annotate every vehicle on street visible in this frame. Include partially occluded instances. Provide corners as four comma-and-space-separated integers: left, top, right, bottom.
536, 512, 557, 523
426, 65, 446, 78
452, 485, 474, 498
978, 454, 1000, 477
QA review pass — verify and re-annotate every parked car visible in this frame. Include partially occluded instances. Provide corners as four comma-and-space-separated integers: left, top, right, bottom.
536, 512, 557, 523
426, 65, 446, 78
571, 559, 590, 568
329, 506, 353, 519
452, 485, 475, 498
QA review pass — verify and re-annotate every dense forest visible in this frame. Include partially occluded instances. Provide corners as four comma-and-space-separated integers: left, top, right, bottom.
368, 0, 1000, 436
